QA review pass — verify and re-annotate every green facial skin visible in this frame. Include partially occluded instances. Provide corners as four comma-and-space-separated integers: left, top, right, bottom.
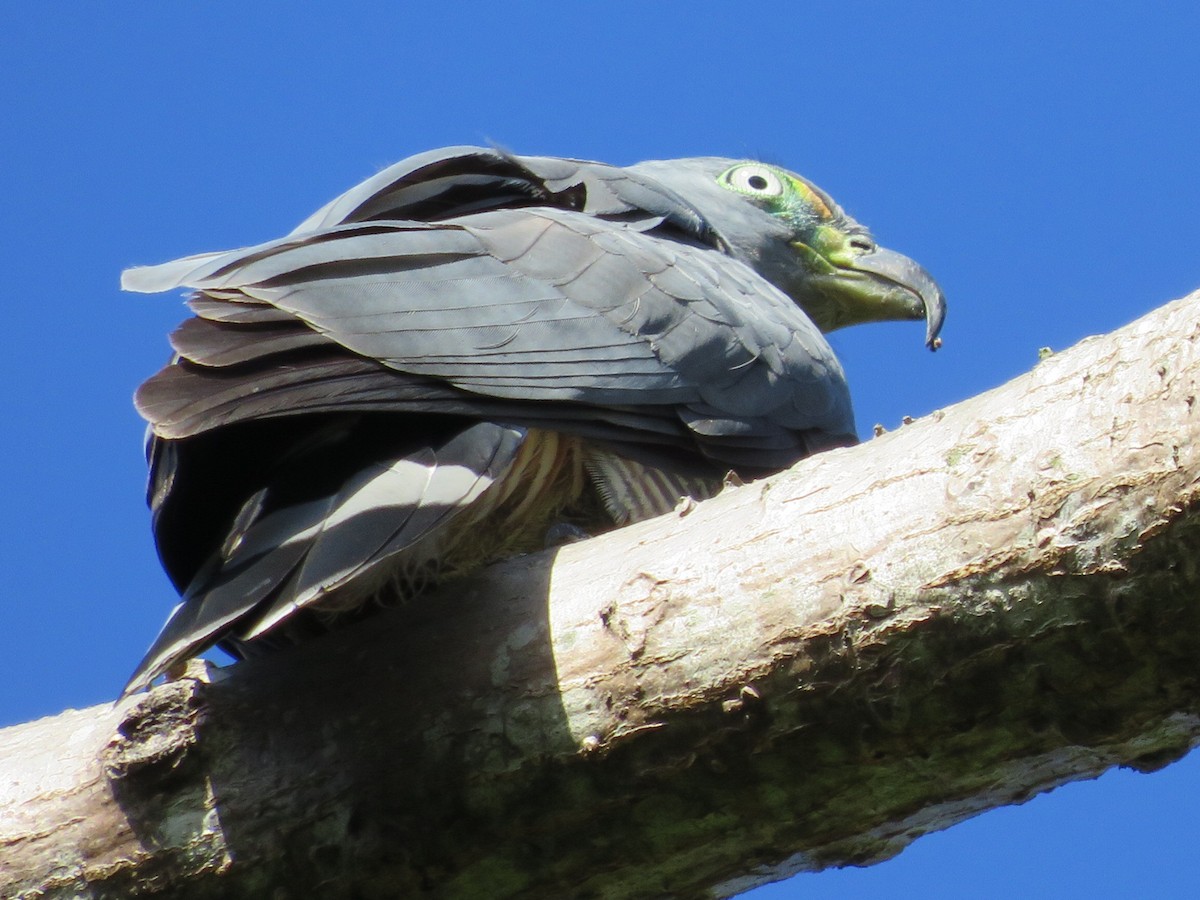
716, 163, 945, 348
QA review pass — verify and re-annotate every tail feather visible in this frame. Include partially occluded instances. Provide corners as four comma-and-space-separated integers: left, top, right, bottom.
123, 422, 525, 694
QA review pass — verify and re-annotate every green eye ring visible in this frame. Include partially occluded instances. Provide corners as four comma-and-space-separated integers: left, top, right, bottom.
719, 163, 786, 199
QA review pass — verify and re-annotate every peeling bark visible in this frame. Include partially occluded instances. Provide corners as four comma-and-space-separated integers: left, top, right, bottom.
2, 290, 1199, 899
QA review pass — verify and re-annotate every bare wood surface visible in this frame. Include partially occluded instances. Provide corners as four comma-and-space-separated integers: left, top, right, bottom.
2, 289, 1199, 899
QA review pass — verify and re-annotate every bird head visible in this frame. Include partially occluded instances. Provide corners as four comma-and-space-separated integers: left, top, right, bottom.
630, 158, 946, 349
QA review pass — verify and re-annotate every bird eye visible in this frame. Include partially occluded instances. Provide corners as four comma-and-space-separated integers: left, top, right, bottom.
720, 164, 785, 198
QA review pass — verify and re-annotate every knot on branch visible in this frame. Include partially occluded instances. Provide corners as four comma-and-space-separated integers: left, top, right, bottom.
103, 676, 207, 784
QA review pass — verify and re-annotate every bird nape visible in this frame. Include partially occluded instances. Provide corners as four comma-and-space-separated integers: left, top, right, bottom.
121, 146, 946, 694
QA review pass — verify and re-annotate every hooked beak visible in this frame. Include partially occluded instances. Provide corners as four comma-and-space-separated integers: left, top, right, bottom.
791, 238, 947, 350
849, 247, 947, 350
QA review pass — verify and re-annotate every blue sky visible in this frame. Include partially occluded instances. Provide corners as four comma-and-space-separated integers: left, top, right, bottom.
3, 4, 1199, 897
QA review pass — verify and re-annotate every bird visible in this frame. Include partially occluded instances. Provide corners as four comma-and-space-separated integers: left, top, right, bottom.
121, 145, 946, 694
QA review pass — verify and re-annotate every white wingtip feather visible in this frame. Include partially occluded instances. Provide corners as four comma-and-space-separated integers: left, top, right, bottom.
121, 251, 232, 293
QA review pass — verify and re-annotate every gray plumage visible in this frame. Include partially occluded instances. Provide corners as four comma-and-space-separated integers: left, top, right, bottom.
122, 146, 945, 693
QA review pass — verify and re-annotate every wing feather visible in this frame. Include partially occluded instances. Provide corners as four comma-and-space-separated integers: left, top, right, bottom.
136, 204, 851, 445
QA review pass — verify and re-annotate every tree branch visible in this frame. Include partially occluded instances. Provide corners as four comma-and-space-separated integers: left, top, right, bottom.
4, 289, 1199, 899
